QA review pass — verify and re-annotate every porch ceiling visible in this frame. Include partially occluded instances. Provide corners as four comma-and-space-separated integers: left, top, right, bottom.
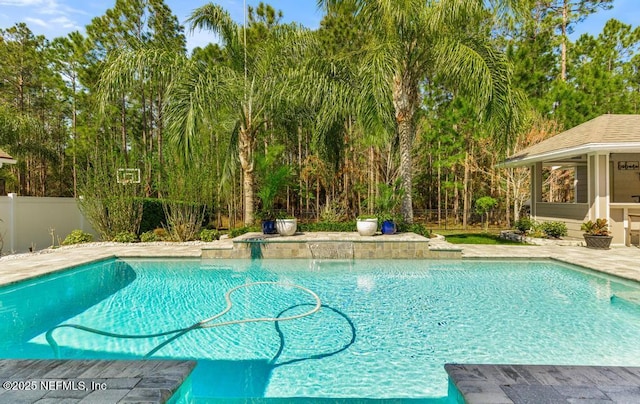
501, 114, 640, 167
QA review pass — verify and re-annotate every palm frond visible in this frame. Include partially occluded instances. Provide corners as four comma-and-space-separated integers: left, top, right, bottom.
165, 60, 239, 160
97, 44, 185, 111
432, 32, 528, 152
187, 3, 238, 48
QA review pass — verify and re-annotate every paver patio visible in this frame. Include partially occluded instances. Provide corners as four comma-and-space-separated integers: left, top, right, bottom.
1, 233, 639, 403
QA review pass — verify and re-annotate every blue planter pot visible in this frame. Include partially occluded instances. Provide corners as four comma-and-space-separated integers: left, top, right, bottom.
381, 220, 396, 235
261, 220, 277, 234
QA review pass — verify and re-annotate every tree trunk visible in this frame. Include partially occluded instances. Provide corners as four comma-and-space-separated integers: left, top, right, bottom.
71, 75, 78, 198
392, 72, 418, 224
437, 151, 442, 226
369, 146, 374, 214
453, 171, 460, 224
463, 147, 470, 230
505, 168, 511, 228
316, 179, 320, 220
121, 93, 128, 163
238, 126, 255, 225
298, 126, 303, 215
560, 0, 568, 81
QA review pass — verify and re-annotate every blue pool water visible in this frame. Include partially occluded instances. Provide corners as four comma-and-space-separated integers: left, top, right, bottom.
2, 258, 640, 402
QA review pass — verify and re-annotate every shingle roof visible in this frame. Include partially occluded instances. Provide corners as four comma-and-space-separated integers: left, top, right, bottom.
0, 147, 14, 161
504, 114, 640, 166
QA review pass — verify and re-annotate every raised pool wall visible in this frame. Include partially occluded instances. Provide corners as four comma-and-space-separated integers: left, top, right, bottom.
201, 232, 462, 259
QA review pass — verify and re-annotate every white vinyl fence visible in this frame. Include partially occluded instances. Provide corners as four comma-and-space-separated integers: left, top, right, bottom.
0, 194, 97, 254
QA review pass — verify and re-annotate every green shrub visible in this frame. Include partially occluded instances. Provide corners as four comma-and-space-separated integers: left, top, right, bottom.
199, 228, 221, 242
319, 203, 347, 222
529, 225, 546, 238
62, 229, 94, 245
154, 228, 170, 240
298, 221, 356, 232
112, 231, 138, 243
397, 222, 430, 237
140, 230, 159, 242
228, 226, 260, 238
539, 221, 568, 239
514, 217, 535, 233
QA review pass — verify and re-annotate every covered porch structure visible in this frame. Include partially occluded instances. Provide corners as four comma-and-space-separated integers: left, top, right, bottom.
0, 147, 16, 196
0, 148, 16, 168
503, 114, 640, 246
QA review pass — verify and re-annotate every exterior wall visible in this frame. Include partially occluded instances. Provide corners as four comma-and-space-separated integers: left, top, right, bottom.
536, 202, 589, 221
536, 203, 589, 239
610, 204, 640, 246
530, 162, 543, 217
610, 153, 640, 203
531, 161, 590, 239
576, 165, 588, 203
0, 195, 97, 254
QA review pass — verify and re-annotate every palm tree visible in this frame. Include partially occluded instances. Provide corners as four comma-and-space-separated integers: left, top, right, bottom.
182, 3, 305, 225
318, 0, 525, 223
96, 3, 307, 226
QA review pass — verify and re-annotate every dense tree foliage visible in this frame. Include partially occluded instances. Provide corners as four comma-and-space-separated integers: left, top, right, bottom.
0, 0, 638, 235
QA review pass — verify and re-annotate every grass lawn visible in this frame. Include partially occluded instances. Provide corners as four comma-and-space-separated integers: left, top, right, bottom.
440, 232, 526, 245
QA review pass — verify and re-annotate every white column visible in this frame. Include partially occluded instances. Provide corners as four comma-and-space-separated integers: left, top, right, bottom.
8, 193, 16, 253
78, 196, 84, 232
604, 153, 610, 221
530, 163, 542, 218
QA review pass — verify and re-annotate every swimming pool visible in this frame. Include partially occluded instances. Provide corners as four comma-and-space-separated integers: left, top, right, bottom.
2, 258, 640, 402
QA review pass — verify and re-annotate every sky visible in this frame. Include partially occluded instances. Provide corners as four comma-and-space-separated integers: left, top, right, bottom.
0, 0, 638, 52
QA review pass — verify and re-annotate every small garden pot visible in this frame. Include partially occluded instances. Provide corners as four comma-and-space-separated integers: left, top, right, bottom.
276, 218, 297, 236
261, 220, 277, 235
583, 234, 613, 249
381, 220, 396, 235
357, 218, 378, 236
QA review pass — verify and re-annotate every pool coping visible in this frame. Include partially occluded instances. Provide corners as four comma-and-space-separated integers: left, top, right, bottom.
445, 364, 640, 404
1, 235, 639, 403
2, 234, 638, 285
0, 359, 196, 403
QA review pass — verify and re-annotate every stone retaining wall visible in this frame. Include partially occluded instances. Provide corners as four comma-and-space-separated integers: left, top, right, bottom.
202, 232, 462, 259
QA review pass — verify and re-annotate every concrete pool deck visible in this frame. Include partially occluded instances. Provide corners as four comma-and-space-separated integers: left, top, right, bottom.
0, 232, 639, 403
1, 232, 638, 285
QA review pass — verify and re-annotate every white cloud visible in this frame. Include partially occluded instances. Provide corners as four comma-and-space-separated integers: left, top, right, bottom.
50, 16, 80, 30
21, 16, 80, 32
0, 0, 87, 37
24, 17, 48, 27
0, 0, 45, 5
0, 0, 86, 16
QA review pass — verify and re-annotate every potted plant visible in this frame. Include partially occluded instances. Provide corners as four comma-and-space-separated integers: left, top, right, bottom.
356, 215, 378, 236
255, 209, 277, 234
256, 147, 292, 235
376, 180, 403, 235
276, 213, 297, 236
581, 218, 613, 249
380, 215, 397, 235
